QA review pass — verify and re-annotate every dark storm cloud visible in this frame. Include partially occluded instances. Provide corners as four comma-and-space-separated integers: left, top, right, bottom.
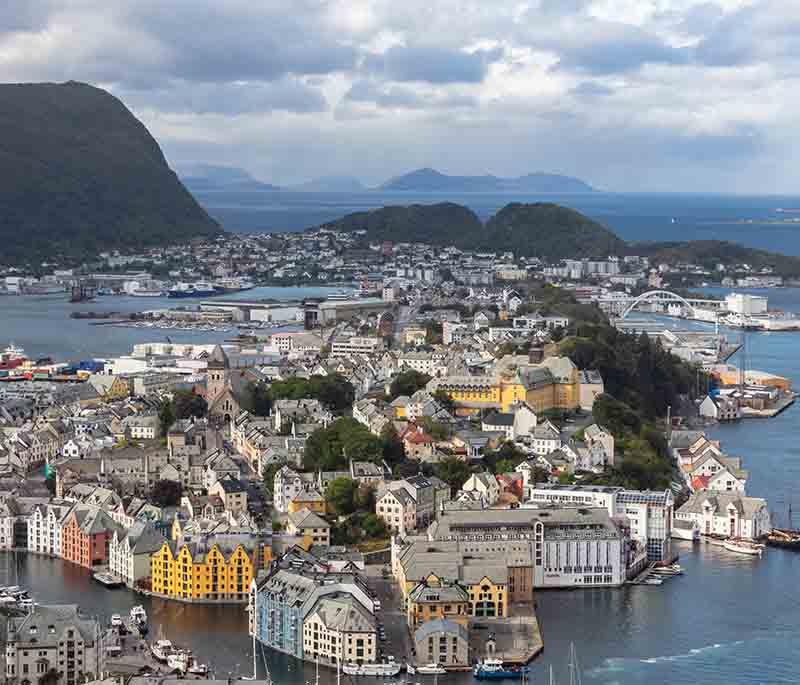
364, 45, 502, 84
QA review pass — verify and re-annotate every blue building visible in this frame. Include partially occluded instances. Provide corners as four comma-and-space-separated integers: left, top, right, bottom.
251, 568, 315, 659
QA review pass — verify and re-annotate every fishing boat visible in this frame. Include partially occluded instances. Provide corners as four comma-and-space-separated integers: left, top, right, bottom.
473, 659, 527, 680
723, 538, 765, 556
110, 614, 123, 628
151, 639, 174, 662
130, 605, 148, 633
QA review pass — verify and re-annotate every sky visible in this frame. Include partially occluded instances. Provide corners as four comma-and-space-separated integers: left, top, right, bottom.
0, 0, 797, 192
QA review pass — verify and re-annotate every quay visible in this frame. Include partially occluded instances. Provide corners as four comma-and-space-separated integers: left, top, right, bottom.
740, 393, 796, 418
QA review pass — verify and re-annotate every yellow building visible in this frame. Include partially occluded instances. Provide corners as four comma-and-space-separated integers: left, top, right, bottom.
150, 537, 261, 603
436, 355, 581, 414
287, 489, 327, 515
407, 576, 470, 629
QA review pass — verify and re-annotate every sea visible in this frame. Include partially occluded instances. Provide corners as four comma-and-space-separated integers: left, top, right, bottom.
2, 194, 800, 682
193, 189, 800, 256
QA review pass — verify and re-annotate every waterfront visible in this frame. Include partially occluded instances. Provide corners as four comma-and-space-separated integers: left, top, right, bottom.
2, 290, 800, 683
0, 286, 340, 361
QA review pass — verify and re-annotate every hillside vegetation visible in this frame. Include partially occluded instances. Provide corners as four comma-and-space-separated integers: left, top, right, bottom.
379, 167, 595, 193
0, 81, 220, 265
321, 201, 623, 260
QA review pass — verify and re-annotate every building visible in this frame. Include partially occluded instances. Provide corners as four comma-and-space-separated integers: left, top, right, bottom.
208, 477, 248, 516
274, 466, 314, 513
150, 536, 262, 603
4, 604, 101, 685
330, 336, 385, 358
60, 506, 119, 569
413, 619, 469, 669
427, 507, 627, 588
675, 490, 771, 540
698, 395, 741, 421
461, 473, 500, 506
27, 502, 72, 557
527, 484, 674, 562
108, 520, 165, 588
406, 577, 470, 629
303, 593, 378, 666
286, 508, 331, 546
376, 488, 416, 535
288, 489, 327, 515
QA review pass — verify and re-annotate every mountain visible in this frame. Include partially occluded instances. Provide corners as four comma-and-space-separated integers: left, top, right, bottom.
182, 165, 282, 192
379, 167, 595, 193
0, 81, 220, 265
320, 201, 622, 260
290, 176, 366, 192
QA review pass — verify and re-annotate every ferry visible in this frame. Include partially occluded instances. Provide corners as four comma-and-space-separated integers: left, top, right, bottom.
473, 659, 529, 680
129, 286, 165, 297
723, 538, 765, 556
167, 281, 223, 298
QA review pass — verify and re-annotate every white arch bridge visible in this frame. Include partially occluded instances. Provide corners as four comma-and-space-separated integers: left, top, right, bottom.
617, 290, 722, 319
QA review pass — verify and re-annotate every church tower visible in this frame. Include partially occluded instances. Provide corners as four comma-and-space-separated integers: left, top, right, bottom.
206, 345, 230, 405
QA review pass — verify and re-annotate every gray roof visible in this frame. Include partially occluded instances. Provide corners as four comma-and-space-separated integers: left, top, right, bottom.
6, 604, 98, 646
414, 618, 468, 642
307, 594, 376, 633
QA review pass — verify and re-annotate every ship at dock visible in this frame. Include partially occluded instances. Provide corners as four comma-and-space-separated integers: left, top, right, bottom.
167, 281, 223, 298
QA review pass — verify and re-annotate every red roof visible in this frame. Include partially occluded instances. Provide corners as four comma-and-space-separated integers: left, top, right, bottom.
692, 475, 710, 491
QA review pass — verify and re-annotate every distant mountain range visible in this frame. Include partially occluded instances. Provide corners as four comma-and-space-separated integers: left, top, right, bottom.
0, 81, 219, 266
378, 168, 596, 193
180, 166, 594, 194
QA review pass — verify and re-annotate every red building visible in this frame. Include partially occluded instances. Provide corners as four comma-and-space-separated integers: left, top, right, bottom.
61, 506, 118, 569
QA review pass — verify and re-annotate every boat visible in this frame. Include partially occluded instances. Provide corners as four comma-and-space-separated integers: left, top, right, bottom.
343, 663, 403, 677
129, 286, 164, 297
643, 577, 664, 585
0, 344, 27, 371
417, 663, 447, 676
407, 665, 416, 676
188, 659, 210, 676
110, 614, 123, 628
167, 650, 191, 673
92, 571, 124, 588
473, 659, 527, 680
130, 605, 148, 632
723, 538, 765, 556
151, 639, 174, 662
766, 527, 800, 551
167, 281, 222, 298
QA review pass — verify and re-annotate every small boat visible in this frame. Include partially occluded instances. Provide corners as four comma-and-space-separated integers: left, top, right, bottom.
151, 639, 174, 662
92, 571, 124, 588
643, 577, 664, 585
723, 538, 765, 556
343, 663, 403, 677
110, 614, 123, 627
188, 660, 210, 676
407, 665, 416, 676
417, 663, 447, 676
473, 659, 527, 680
130, 605, 148, 634
167, 650, 191, 673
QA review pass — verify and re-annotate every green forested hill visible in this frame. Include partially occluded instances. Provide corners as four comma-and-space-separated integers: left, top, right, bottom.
0, 81, 220, 265
321, 201, 624, 259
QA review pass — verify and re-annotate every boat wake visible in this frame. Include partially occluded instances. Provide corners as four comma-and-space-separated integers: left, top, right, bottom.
588, 641, 744, 674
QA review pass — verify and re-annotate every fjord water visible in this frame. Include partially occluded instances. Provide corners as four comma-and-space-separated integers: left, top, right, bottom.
195, 190, 800, 255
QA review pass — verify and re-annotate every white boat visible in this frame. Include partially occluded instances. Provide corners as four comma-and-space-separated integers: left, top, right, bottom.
407, 665, 416, 676
130, 605, 148, 624
643, 577, 664, 585
416, 663, 447, 675
151, 639, 174, 662
110, 614, 123, 627
167, 650, 190, 673
343, 663, 403, 677
188, 661, 210, 676
723, 538, 765, 556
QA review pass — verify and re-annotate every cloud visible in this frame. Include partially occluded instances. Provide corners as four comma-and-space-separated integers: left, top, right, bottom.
0, 0, 798, 192
364, 45, 502, 83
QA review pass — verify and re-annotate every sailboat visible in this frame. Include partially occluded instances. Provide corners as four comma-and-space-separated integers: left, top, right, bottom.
242, 627, 258, 680
567, 644, 581, 685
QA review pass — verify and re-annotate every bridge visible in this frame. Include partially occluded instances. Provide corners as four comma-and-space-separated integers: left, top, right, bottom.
597, 290, 725, 319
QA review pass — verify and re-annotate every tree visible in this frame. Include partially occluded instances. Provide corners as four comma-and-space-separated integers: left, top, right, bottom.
158, 400, 176, 437
314, 374, 356, 412
326, 478, 360, 516
420, 417, 452, 441
242, 381, 272, 417
173, 390, 207, 419
44, 472, 56, 496
381, 425, 406, 466
362, 513, 388, 539
433, 389, 456, 413
550, 325, 565, 343
435, 457, 472, 495
150, 479, 182, 506
389, 370, 431, 399
483, 441, 526, 474
262, 462, 282, 496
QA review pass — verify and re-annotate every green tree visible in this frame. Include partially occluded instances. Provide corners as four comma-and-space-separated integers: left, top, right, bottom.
150, 478, 182, 506
362, 513, 388, 539
158, 400, 176, 437
389, 370, 431, 399
550, 325, 565, 343
242, 381, 272, 417
381, 425, 406, 466
262, 462, 282, 496
173, 389, 208, 419
326, 478, 360, 516
435, 457, 472, 495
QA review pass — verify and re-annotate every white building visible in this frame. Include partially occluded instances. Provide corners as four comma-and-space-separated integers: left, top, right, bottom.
725, 293, 768, 316
675, 490, 771, 540
461, 473, 500, 506
330, 336, 385, 358
303, 594, 378, 665
273, 465, 313, 513
108, 521, 165, 588
27, 502, 72, 557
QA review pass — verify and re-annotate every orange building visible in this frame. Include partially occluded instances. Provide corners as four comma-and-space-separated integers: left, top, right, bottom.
61, 506, 119, 569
